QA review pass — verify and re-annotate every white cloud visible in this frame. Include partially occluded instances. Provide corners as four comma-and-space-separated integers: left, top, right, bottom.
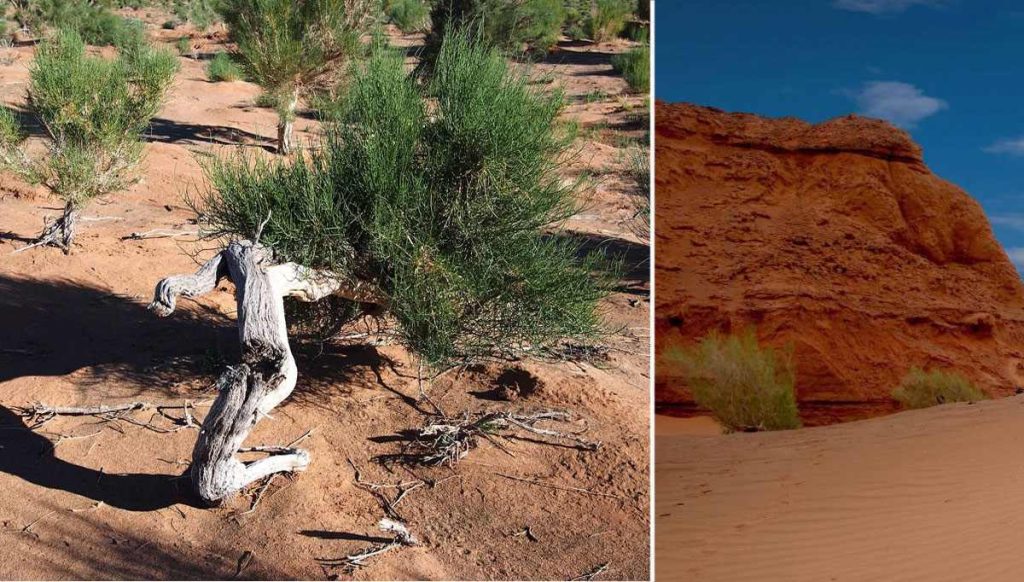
1006, 248, 1024, 273
984, 137, 1024, 156
833, 0, 946, 14
850, 81, 947, 128
991, 214, 1024, 230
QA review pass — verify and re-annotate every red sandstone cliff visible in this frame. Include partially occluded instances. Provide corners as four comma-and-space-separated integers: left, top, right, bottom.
655, 102, 1024, 406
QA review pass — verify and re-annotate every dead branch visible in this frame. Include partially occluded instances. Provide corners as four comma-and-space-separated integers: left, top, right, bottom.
121, 228, 199, 241
382, 410, 601, 467
316, 519, 417, 574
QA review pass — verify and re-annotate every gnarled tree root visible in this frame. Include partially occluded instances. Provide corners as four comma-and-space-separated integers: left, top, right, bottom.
150, 239, 383, 505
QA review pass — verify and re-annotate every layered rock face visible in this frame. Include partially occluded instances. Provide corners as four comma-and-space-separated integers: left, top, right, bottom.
656, 102, 1024, 406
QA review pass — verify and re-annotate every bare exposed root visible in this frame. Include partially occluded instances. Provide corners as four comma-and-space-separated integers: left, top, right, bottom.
316, 519, 418, 574
15, 400, 206, 433
150, 240, 389, 504
381, 410, 601, 467
16, 202, 78, 254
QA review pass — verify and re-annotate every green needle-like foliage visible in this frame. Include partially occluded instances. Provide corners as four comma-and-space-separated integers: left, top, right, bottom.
892, 368, 988, 409
0, 30, 178, 250
219, 0, 376, 153
197, 32, 613, 367
427, 0, 566, 59
611, 45, 649, 93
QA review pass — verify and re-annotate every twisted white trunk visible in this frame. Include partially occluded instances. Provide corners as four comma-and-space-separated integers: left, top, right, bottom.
150, 240, 382, 504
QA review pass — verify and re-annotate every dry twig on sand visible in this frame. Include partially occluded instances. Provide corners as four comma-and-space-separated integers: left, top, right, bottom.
382, 410, 601, 467
572, 562, 610, 581
316, 519, 417, 574
15, 400, 208, 433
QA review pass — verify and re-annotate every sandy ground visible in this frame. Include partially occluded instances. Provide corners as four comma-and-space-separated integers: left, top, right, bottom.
656, 397, 1024, 581
0, 15, 650, 581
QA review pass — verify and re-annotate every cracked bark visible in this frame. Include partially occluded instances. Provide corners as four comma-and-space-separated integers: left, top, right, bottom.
150, 239, 383, 504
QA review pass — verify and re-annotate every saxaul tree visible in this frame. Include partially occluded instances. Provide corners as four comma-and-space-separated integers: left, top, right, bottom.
150, 32, 612, 505
219, 0, 376, 155
0, 30, 178, 252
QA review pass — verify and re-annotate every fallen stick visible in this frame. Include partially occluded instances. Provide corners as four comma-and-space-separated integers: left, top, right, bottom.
121, 228, 199, 241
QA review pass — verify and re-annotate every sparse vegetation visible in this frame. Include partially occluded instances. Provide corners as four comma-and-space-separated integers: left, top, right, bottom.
172, 0, 223, 30
586, 0, 632, 42
427, 0, 565, 58
626, 145, 648, 239
386, 0, 429, 33
892, 367, 988, 409
206, 50, 243, 81
0, 30, 178, 252
612, 44, 648, 92
196, 31, 610, 366
667, 330, 802, 432
220, 0, 376, 154
175, 35, 191, 56
11, 0, 145, 47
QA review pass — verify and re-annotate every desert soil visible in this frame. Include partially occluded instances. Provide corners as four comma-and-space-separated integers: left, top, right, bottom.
657, 397, 1024, 581
0, 11, 650, 580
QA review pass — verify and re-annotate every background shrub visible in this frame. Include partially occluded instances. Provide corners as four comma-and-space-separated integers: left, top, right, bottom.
386, 0, 430, 33
196, 32, 611, 367
892, 368, 988, 409
206, 51, 243, 81
220, 0, 376, 153
173, 0, 224, 30
427, 0, 565, 58
611, 44, 648, 92
14, 0, 145, 47
666, 330, 802, 432
0, 30, 178, 250
626, 145, 648, 239
586, 0, 631, 42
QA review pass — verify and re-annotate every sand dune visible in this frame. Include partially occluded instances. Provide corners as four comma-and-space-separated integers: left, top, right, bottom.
656, 398, 1024, 581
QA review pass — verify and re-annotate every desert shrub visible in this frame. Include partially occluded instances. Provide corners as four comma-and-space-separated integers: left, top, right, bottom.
586, 0, 631, 42
254, 90, 278, 108
666, 330, 801, 432
427, 0, 565, 58
611, 44, 648, 92
173, 0, 223, 30
626, 145, 648, 239
14, 0, 145, 46
892, 368, 988, 409
220, 0, 375, 154
0, 30, 177, 251
387, 0, 429, 33
175, 35, 191, 55
206, 50, 243, 81
195, 32, 611, 366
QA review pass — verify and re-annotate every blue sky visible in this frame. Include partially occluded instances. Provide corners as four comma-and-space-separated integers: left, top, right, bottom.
655, 0, 1024, 273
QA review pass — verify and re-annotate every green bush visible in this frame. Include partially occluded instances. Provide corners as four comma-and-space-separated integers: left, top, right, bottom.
195, 32, 611, 367
0, 30, 178, 251
586, 0, 631, 42
892, 368, 988, 409
206, 51, 243, 81
667, 330, 802, 432
16, 0, 146, 47
387, 0, 429, 33
626, 145, 648, 239
611, 45, 648, 92
176, 35, 191, 55
173, 0, 224, 30
428, 0, 565, 58
221, 0, 375, 153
